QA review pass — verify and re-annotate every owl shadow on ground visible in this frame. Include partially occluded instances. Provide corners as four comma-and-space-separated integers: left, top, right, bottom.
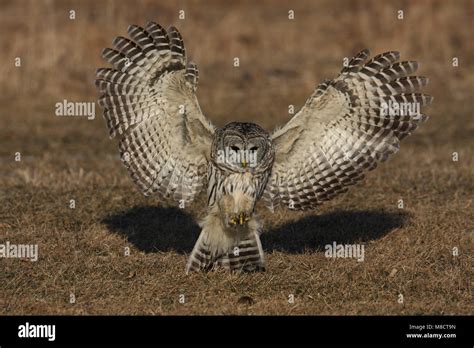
262, 210, 410, 253
103, 206, 410, 254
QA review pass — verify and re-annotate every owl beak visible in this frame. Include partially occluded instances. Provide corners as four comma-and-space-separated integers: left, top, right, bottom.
242, 159, 247, 168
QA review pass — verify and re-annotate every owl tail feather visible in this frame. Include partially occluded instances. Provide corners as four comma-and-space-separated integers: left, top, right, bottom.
185, 230, 266, 274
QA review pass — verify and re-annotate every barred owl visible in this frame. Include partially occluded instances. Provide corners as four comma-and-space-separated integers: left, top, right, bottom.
95, 22, 432, 273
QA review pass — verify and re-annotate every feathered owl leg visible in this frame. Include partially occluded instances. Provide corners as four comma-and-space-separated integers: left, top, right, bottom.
185, 210, 265, 273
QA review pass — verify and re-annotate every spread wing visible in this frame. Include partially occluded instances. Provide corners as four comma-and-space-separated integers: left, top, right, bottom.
95, 22, 215, 204
263, 49, 433, 211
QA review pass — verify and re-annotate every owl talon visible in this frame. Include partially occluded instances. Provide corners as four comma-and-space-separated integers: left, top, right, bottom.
229, 213, 251, 226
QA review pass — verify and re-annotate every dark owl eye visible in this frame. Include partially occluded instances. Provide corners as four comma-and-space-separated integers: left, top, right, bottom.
249, 146, 258, 151
230, 146, 240, 151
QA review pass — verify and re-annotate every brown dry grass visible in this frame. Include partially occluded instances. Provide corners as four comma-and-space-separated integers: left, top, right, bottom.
0, 0, 473, 315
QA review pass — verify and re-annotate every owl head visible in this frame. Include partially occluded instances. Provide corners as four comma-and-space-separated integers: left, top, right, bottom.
211, 122, 274, 173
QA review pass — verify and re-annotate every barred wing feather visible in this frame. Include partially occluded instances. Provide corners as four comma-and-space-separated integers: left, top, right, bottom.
95, 22, 214, 204
263, 49, 433, 211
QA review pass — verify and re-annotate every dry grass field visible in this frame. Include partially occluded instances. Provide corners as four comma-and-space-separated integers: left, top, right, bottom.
0, 0, 473, 315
